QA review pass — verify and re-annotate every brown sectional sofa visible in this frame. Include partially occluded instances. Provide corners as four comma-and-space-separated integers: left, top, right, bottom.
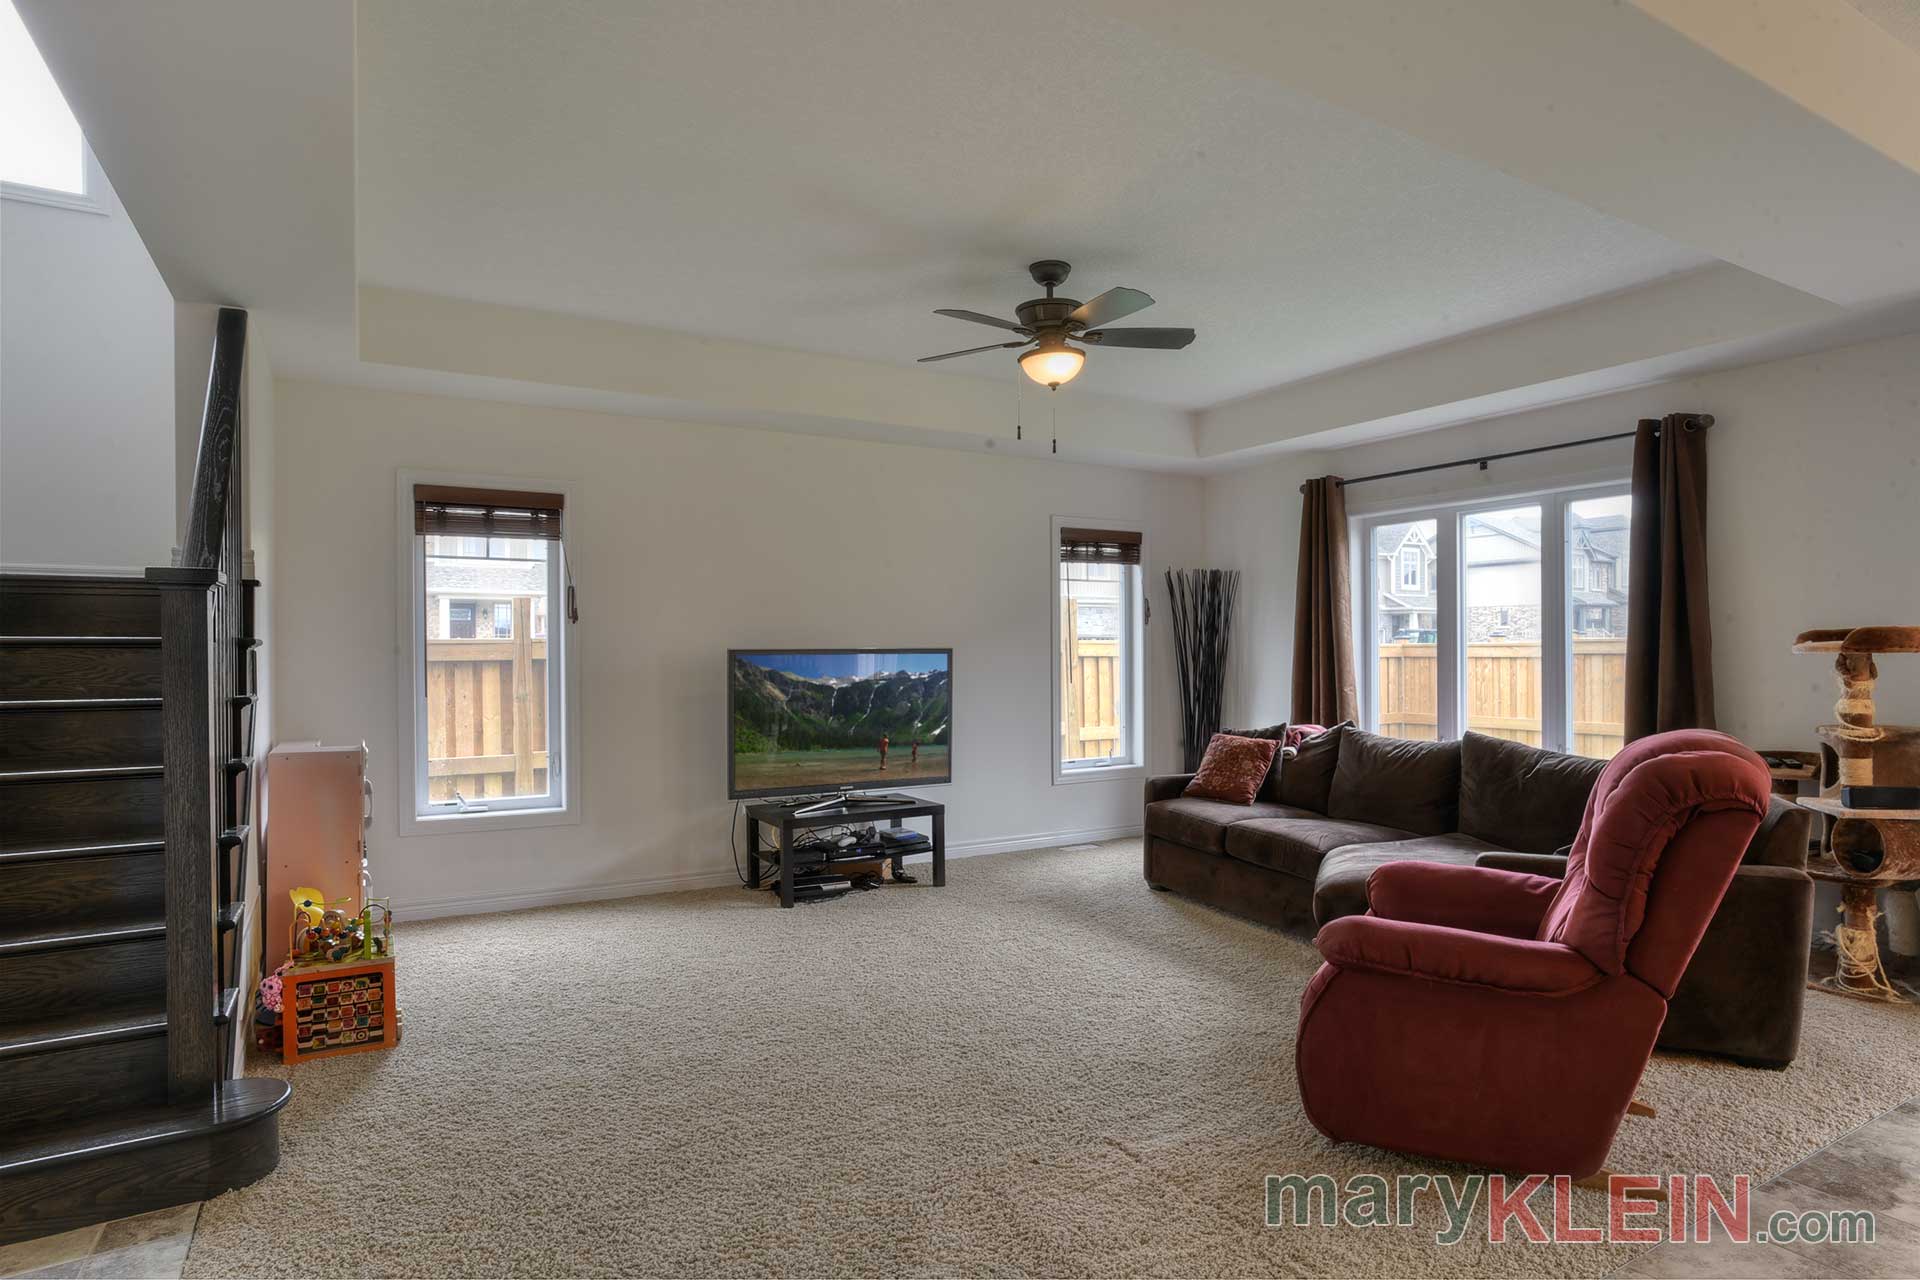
1144, 725, 1816, 1066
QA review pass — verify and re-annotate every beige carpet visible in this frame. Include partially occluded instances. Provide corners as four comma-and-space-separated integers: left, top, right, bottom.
184, 840, 1920, 1278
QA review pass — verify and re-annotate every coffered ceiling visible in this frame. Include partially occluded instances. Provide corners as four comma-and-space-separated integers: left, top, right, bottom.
20, 0, 1920, 469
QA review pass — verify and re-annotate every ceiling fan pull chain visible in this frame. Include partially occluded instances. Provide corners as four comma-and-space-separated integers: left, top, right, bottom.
1016, 380, 1023, 441
1051, 394, 1058, 455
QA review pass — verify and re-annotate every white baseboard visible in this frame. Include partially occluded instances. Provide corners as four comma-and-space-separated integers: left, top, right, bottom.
941, 822, 1141, 859
392, 822, 1144, 923
0, 561, 148, 578
397, 867, 744, 921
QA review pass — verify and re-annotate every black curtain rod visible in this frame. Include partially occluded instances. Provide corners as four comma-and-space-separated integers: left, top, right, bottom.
1301, 413, 1714, 493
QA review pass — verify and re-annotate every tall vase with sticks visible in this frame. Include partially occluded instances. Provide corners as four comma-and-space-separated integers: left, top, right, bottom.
1167, 569, 1240, 773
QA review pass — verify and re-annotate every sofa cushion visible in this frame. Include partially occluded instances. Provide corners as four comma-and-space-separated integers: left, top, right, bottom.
1145, 798, 1311, 854
1277, 723, 1348, 812
1311, 833, 1506, 924
1458, 732, 1605, 853
1222, 723, 1288, 801
1327, 729, 1461, 836
1224, 815, 1415, 881
1184, 734, 1281, 804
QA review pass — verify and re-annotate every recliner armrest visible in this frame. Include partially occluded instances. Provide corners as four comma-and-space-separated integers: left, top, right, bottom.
1367, 861, 1561, 939
1316, 916, 1603, 994
1475, 851, 1570, 878
1145, 774, 1196, 805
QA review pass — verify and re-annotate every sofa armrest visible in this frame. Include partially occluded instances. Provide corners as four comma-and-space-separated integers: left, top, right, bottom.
1366, 861, 1561, 939
1475, 851, 1570, 878
1747, 796, 1813, 869
1661, 863, 1814, 1064
1145, 774, 1196, 805
1316, 916, 1602, 994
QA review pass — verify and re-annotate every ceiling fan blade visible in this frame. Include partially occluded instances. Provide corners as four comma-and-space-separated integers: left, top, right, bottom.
917, 340, 1030, 363
934, 308, 1032, 334
1067, 287, 1154, 330
1080, 327, 1195, 350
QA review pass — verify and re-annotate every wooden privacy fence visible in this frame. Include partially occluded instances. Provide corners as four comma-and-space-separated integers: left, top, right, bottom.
1376, 638, 1627, 758
427, 595, 549, 801
1061, 597, 1123, 760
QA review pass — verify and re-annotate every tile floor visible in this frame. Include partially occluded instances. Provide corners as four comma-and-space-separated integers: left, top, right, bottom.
4, 1098, 1915, 1278
1616, 1096, 1920, 1278
0, 1204, 198, 1279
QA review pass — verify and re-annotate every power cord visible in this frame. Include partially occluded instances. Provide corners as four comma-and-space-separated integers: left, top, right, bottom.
729, 800, 753, 886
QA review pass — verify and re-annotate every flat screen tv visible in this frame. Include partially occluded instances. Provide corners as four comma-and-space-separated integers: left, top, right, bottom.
728, 649, 952, 800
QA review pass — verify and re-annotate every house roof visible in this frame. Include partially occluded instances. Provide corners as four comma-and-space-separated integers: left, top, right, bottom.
1373, 522, 1432, 557
425, 558, 546, 597
1573, 512, 1629, 562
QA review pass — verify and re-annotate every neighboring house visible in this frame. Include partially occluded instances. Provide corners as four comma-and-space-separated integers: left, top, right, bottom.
1374, 510, 1629, 644
1062, 560, 1123, 642
1570, 512, 1629, 637
1372, 522, 1437, 643
423, 536, 550, 641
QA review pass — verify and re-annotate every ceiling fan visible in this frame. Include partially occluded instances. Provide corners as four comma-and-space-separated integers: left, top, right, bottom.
919, 259, 1196, 389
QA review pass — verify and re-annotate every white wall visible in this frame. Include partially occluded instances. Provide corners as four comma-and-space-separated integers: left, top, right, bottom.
1205, 329, 1920, 746
272, 378, 1204, 917
0, 158, 174, 572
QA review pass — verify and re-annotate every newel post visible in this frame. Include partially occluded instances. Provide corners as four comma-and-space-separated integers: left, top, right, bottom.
146, 565, 222, 1102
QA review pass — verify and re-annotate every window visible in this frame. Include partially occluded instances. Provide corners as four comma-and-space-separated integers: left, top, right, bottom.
1, 1, 95, 208
401, 478, 578, 831
1359, 483, 1631, 761
1054, 522, 1146, 781
1372, 519, 1438, 739
1397, 545, 1423, 592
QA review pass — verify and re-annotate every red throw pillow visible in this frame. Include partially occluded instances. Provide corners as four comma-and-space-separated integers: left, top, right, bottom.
1184, 734, 1282, 805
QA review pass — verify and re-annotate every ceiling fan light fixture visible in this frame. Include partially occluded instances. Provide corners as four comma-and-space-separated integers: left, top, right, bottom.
1019, 337, 1085, 389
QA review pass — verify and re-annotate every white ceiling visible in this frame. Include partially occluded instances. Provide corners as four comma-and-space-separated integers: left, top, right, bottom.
356, 0, 1709, 411
24, 0, 1920, 469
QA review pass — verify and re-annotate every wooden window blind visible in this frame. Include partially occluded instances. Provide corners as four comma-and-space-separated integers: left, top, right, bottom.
1059, 526, 1142, 565
413, 485, 564, 540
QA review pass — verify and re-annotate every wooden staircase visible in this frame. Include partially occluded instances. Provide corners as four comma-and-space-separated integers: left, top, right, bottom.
0, 310, 289, 1244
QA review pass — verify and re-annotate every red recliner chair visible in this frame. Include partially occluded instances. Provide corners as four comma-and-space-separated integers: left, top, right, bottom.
1295, 730, 1771, 1180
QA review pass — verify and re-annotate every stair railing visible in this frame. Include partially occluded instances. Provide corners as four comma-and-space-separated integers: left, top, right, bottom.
146, 306, 256, 1102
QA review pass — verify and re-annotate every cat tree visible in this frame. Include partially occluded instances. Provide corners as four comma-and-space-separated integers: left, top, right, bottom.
1792, 625, 1920, 1002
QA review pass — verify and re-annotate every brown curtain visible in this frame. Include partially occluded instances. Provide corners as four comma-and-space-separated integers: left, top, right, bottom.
1624, 415, 1714, 739
1292, 476, 1357, 726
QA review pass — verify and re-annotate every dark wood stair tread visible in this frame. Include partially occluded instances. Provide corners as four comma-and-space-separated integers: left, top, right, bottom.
0, 1004, 167, 1060
0, 637, 161, 647
0, 698, 161, 711
0, 1078, 290, 1176
0, 840, 163, 865
0, 765, 163, 783
0, 920, 166, 957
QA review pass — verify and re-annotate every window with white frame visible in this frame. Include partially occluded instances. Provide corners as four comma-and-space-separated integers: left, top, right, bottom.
406, 482, 575, 824
1360, 484, 1631, 761
1, 2, 94, 207
1055, 523, 1145, 778
1397, 544, 1423, 592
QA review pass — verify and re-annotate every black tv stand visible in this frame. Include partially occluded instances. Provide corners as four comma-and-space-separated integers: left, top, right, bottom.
744, 794, 946, 908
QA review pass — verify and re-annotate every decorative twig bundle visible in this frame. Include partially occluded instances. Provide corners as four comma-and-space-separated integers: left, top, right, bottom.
1166, 569, 1240, 772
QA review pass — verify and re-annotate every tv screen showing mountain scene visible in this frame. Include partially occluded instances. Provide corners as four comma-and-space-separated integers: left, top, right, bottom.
729, 650, 951, 797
